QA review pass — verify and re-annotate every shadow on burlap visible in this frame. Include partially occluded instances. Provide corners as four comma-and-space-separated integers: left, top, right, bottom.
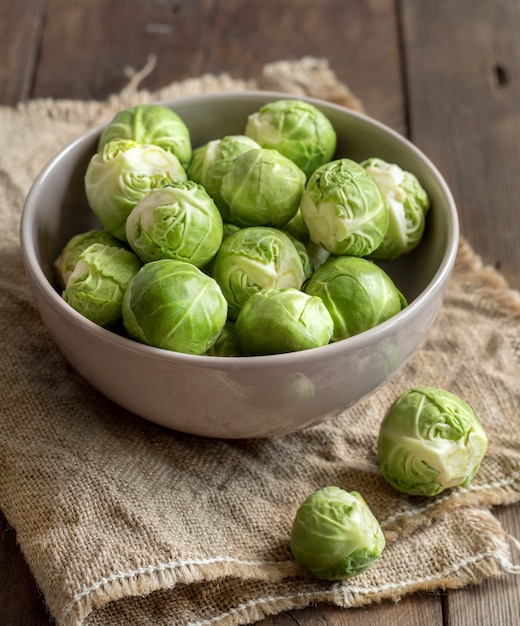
0, 58, 519, 626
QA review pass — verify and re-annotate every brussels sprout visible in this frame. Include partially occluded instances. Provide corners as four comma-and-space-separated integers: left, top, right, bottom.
187, 135, 260, 220
62, 243, 142, 328
362, 158, 431, 260
211, 226, 307, 320
220, 148, 306, 228
97, 104, 192, 168
54, 229, 123, 289
125, 182, 223, 267
204, 321, 242, 357
304, 256, 406, 341
283, 209, 310, 245
377, 387, 488, 496
285, 233, 313, 281
245, 99, 337, 178
85, 139, 187, 241
222, 222, 241, 239
300, 158, 389, 257
290, 486, 385, 580
235, 287, 334, 355
122, 259, 227, 355
306, 241, 331, 272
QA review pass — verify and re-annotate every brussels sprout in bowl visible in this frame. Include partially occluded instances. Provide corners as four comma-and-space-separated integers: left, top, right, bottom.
20, 91, 458, 438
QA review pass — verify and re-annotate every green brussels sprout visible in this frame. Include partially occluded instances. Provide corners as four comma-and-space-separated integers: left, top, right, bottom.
300, 158, 389, 257
125, 182, 223, 267
362, 158, 431, 260
220, 148, 306, 228
285, 233, 313, 281
222, 222, 241, 239
204, 321, 242, 357
54, 229, 123, 289
245, 99, 337, 178
235, 287, 334, 355
283, 209, 311, 245
187, 135, 260, 220
291, 486, 386, 580
62, 243, 142, 328
211, 226, 307, 320
122, 259, 227, 355
85, 139, 187, 242
306, 241, 331, 272
304, 256, 406, 341
97, 104, 192, 168
377, 387, 488, 496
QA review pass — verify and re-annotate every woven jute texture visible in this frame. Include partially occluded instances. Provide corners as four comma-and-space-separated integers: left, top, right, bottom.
0, 58, 519, 626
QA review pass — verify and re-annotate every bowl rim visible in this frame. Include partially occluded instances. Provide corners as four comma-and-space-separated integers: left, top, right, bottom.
20, 90, 460, 370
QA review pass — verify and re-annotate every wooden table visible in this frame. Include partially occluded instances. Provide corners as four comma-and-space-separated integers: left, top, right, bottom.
1, 1, 519, 624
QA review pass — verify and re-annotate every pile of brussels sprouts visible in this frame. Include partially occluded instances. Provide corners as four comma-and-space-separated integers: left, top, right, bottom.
55, 99, 431, 357
290, 386, 488, 580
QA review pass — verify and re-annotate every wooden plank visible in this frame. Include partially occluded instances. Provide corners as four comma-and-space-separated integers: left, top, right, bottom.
403, 1, 520, 624
205, 0, 405, 132
31, 0, 215, 100
0, 514, 54, 626
256, 594, 443, 625
444, 505, 520, 626
401, 0, 520, 290
0, 0, 46, 104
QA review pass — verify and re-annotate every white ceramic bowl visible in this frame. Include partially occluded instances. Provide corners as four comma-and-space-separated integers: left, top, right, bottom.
20, 91, 459, 438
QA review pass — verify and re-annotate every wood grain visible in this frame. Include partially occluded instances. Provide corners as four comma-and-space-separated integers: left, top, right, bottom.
402, 0, 520, 290
256, 593, 443, 625
0, 0, 46, 104
32, 0, 214, 100
204, 0, 405, 131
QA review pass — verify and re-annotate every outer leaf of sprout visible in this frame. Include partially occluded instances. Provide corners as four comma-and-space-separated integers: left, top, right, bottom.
283, 208, 311, 245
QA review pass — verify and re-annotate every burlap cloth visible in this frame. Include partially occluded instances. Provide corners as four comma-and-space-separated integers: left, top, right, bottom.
1, 58, 519, 626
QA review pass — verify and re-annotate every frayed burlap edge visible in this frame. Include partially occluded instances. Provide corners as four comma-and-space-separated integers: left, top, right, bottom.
61, 509, 519, 626
455, 238, 520, 319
